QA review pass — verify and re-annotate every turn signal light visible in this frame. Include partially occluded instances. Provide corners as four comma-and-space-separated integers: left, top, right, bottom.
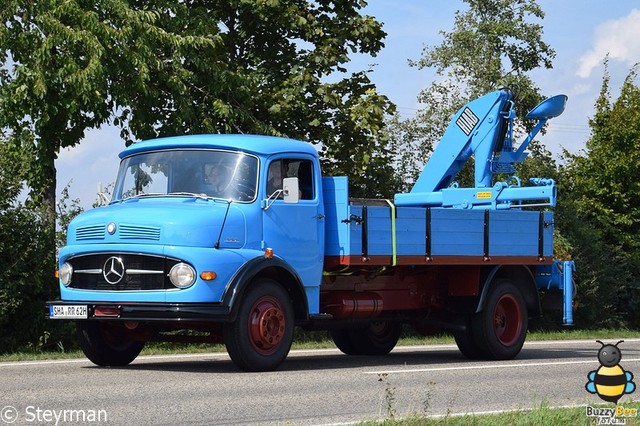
264, 248, 274, 259
200, 271, 217, 281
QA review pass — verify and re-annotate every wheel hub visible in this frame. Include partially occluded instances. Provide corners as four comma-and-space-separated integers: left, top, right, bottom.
248, 297, 285, 355
493, 294, 522, 346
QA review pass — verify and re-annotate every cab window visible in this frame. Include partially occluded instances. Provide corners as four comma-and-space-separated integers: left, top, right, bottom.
266, 159, 314, 200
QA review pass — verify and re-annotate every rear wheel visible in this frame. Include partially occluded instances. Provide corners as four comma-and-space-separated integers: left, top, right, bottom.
224, 279, 294, 371
471, 279, 528, 360
76, 321, 145, 366
453, 324, 484, 359
329, 328, 359, 355
331, 321, 402, 356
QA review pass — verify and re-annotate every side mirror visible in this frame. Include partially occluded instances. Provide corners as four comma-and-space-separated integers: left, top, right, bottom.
282, 177, 299, 203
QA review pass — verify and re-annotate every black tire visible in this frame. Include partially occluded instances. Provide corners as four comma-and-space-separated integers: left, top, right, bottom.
354, 321, 402, 355
330, 328, 360, 355
224, 279, 294, 372
453, 323, 485, 359
331, 321, 402, 356
76, 321, 144, 367
471, 279, 528, 360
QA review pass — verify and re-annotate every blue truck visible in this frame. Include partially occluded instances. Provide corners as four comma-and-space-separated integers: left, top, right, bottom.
48, 89, 575, 371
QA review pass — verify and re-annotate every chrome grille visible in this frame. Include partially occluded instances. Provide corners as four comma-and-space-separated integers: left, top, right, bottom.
68, 253, 179, 291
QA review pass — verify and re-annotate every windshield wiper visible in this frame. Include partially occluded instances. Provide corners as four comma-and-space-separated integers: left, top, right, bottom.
123, 192, 165, 200
122, 192, 210, 201
121, 192, 217, 201
166, 192, 211, 200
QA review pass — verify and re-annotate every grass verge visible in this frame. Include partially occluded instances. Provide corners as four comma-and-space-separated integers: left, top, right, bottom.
358, 402, 640, 425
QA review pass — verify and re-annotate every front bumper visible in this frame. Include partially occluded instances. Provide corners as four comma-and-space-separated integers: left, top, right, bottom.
47, 300, 232, 322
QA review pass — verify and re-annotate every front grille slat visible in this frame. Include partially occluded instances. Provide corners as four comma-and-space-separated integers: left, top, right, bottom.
68, 254, 177, 291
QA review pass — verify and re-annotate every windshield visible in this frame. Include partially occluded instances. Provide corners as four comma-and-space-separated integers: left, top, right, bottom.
113, 149, 259, 202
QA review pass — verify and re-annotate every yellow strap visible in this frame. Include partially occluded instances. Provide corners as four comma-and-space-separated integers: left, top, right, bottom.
323, 267, 353, 276
385, 199, 397, 266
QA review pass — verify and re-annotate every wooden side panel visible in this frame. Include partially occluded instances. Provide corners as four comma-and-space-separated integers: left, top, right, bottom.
431, 209, 484, 256
489, 210, 539, 256
396, 207, 426, 256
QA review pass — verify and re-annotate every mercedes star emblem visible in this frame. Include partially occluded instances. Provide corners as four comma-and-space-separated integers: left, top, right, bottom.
103, 256, 125, 285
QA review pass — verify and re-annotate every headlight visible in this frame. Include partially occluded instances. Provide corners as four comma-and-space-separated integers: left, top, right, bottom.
169, 263, 196, 288
60, 262, 73, 286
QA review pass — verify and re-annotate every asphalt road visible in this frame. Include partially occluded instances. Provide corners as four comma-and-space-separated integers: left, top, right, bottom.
1, 338, 640, 425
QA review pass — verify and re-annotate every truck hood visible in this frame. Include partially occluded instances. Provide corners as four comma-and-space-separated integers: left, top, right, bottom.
67, 198, 246, 248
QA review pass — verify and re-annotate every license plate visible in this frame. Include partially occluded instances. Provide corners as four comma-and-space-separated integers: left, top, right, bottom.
50, 304, 88, 319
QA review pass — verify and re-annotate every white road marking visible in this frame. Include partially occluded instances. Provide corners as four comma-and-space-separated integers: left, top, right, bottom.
426, 403, 590, 419
0, 352, 229, 367
0, 358, 91, 367
364, 358, 640, 375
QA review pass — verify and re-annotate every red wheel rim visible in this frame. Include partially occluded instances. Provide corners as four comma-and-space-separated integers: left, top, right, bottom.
493, 294, 522, 346
248, 296, 286, 356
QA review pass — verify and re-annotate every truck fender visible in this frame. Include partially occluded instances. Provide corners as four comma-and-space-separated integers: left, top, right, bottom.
221, 256, 309, 322
475, 265, 541, 318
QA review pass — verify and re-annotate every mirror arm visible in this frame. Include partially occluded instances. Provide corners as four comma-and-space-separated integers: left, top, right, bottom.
262, 189, 283, 210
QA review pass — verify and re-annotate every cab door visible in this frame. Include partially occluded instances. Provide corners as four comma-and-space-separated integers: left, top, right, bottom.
262, 157, 324, 289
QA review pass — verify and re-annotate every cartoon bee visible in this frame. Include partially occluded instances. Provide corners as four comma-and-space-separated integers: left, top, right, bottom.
586, 340, 636, 403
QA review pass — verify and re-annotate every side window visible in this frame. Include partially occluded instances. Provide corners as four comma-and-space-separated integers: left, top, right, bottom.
267, 160, 284, 196
295, 160, 314, 200
266, 159, 314, 200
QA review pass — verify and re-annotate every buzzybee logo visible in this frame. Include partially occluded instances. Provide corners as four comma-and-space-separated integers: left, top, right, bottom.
586, 340, 635, 404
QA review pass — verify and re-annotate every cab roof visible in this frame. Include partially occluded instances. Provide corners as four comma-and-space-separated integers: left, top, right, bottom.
119, 134, 319, 159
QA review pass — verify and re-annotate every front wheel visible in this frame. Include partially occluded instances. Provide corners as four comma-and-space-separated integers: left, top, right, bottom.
76, 321, 145, 366
224, 279, 294, 371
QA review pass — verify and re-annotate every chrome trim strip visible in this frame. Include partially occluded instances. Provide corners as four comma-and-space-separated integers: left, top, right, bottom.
75, 269, 164, 275
126, 269, 164, 274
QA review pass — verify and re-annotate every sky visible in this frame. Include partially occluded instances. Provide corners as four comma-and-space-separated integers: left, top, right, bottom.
56, 0, 640, 208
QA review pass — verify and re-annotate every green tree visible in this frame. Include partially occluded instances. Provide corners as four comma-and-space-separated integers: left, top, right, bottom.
0, 1, 196, 255
1, 0, 394, 227
571, 68, 640, 252
0, 139, 74, 352
112, 1, 395, 197
390, 0, 556, 188
559, 66, 640, 327
415, 0, 554, 102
